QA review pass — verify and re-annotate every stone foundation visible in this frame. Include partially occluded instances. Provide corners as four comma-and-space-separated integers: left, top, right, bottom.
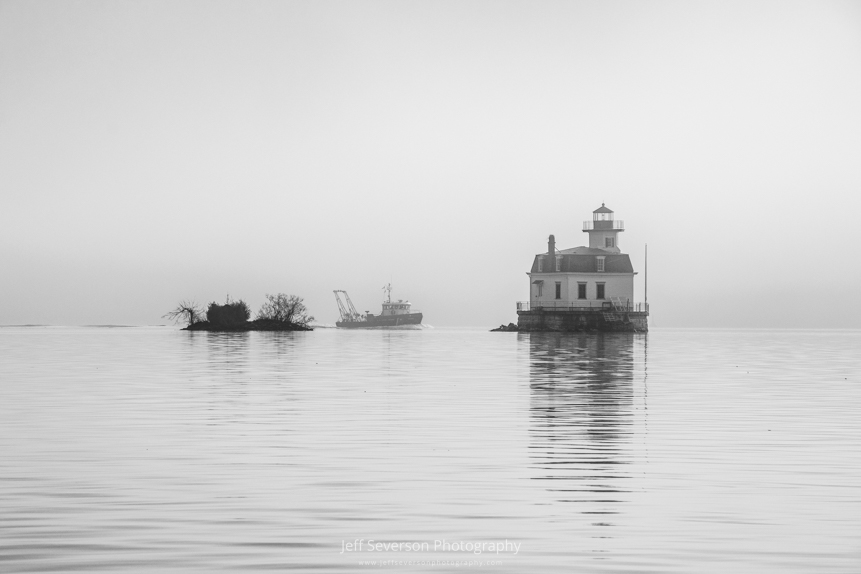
517, 309, 648, 332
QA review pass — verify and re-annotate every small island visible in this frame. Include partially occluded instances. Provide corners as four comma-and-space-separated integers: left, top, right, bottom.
165, 294, 314, 332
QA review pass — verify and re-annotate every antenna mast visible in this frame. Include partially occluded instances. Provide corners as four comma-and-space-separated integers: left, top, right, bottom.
645, 243, 648, 313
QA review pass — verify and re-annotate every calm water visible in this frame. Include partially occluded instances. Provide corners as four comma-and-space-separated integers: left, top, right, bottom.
1, 327, 859, 573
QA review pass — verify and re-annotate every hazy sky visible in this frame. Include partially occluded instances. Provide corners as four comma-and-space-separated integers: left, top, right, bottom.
2, 0, 860, 327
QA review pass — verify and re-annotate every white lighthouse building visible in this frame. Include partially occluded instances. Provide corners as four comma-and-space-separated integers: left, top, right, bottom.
517, 204, 647, 331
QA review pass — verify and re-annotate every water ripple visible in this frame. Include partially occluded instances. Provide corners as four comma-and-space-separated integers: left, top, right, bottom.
1, 327, 859, 572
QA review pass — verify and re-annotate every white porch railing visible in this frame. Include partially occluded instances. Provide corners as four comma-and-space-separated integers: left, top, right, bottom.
517, 300, 648, 313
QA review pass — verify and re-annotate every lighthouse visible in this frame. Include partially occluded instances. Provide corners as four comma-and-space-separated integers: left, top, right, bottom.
516, 204, 648, 332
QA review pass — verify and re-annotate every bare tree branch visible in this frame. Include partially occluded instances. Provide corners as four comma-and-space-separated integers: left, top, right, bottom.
163, 300, 204, 326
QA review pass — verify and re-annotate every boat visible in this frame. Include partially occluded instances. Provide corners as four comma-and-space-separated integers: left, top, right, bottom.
334, 284, 423, 328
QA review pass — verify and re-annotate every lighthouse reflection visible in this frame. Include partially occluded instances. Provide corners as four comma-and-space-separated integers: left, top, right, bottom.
526, 332, 643, 515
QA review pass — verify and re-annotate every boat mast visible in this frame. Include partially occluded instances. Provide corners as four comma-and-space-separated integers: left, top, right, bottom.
383, 283, 392, 303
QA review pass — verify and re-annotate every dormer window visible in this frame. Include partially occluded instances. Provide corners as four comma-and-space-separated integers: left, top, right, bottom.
555, 256, 562, 271
538, 256, 544, 272
597, 256, 605, 272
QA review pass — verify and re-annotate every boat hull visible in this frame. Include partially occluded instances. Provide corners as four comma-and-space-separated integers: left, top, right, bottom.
336, 313, 423, 329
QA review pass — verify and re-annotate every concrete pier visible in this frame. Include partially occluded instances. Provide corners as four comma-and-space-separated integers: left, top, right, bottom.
517, 308, 648, 332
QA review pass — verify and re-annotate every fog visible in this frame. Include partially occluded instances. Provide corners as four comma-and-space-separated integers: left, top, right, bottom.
2, 1, 860, 327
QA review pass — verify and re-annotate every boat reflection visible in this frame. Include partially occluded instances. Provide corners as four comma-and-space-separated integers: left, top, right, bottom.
526, 332, 644, 518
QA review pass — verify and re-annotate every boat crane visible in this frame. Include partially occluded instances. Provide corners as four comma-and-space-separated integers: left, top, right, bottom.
333, 290, 363, 323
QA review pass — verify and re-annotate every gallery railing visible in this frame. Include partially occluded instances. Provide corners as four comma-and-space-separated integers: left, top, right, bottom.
582, 220, 625, 231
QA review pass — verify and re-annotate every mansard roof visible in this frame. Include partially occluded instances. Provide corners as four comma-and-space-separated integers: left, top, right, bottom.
530, 251, 634, 274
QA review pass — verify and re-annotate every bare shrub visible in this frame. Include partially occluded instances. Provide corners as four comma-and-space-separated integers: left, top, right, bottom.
257, 293, 314, 326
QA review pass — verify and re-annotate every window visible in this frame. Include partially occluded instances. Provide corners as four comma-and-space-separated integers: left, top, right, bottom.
555, 256, 562, 271
555, 282, 561, 299
597, 256, 605, 272
596, 283, 605, 300
605, 237, 615, 248
537, 282, 543, 296
577, 283, 587, 299
538, 256, 544, 272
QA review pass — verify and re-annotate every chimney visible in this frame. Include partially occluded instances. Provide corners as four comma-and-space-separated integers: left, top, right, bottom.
548, 234, 555, 257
